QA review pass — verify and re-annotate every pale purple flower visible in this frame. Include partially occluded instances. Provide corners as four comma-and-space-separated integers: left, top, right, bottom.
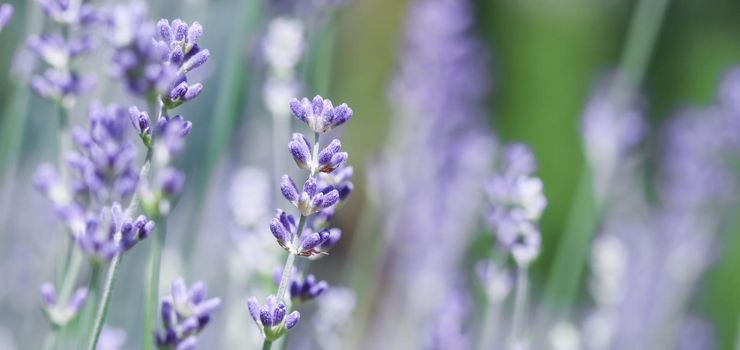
476, 259, 512, 303
37, 0, 98, 27
75, 203, 155, 260
97, 326, 127, 350
273, 267, 329, 304
280, 175, 339, 216
154, 18, 210, 108
289, 95, 353, 133
424, 290, 472, 350
288, 133, 348, 173
39, 283, 88, 326
0, 4, 12, 31
155, 278, 221, 349
247, 295, 300, 342
104, 2, 174, 98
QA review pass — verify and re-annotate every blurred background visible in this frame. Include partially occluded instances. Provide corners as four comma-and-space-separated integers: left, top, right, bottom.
1, 0, 739, 349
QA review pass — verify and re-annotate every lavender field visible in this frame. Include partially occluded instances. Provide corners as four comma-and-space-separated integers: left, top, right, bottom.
0, 0, 739, 349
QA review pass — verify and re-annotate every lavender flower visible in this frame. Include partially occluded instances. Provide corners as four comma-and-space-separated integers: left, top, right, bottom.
263, 17, 305, 73
367, 0, 496, 347
104, 2, 173, 98
155, 278, 221, 349
288, 133, 348, 173
28, 0, 97, 107
289, 96, 353, 133
38, 0, 98, 27
98, 326, 127, 350
273, 267, 329, 304
476, 260, 512, 303
313, 288, 357, 350
154, 18, 210, 108
75, 203, 155, 260
280, 175, 339, 216
486, 143, 546, 267
68, 103, 140, 203
269, 209, 331, 256
39, 283, 88, 327
246, 295, 300, 342
0, 4, 12, 31
424, 291, 472, 350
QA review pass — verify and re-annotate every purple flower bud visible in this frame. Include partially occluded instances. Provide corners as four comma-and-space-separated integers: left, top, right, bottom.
187, 22, 203, 45
317, 139, 348, 173
260, 309, 273, 327
169, 81, 188, 100
303, 177, 318, 197
280, 175, 299, 202
247, 297, 260, 321
299, 230, 329, 256
156, 278, 220, 348
289, 98, 309, 123
273, 303, 286, 324
288, 96, 353, 133
183, 83, 203, 101
169, 46, 184, 65
68, 287, 89, 313
181, 49, 209, 73
285, 311, 300, 329
157, 19, 172, 42
288, 133, 312, 170
172, 19, 188, 41
39, 283, 57, 306
160, 168, 185, 197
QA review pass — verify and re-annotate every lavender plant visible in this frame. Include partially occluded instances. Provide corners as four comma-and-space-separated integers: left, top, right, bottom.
247, 95, 353, 349
154, 278, 222, 349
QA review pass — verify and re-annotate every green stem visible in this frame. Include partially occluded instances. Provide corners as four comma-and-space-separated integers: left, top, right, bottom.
78, 262, 102, 348
86, 254, 123, 350
477, 299, 502, 350
508, 267, 529, 350
59, 247, 84, 303
262, 340, 273, 350
143, 218, 166, 350
539, 0, 671, 325
276, 215, 306, 303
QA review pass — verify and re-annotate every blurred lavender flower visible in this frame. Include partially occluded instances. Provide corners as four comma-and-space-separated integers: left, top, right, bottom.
313, 288, 356, 350
368, 0, 496, 347
486, 143, 546, 267
38, 0, 98, 27
273, 267, 328, 304
39, 283, 88, 327
581, 73, 646, 200
229, 167, 272, 229
75, 203, 155, 260
476, 260, 512, 303
289, 95, 353, 133
0, 4, 12, 31
263, 17, 305, 75
28, 0, 97, 107
69, 103, 140, 203
424, 290, 472, 350
247, 295, 300, 342
104, 2, 173, 99
154, 18, 210, 108
155, 278, 221, 349
98, 326, 127, 350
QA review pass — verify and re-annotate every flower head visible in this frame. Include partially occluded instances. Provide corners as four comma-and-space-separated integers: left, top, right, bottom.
280, 175, 339, 216
269, 209, 332, 257
247, 295, 300, 342
288, 133, 348, 174
39, 283, 88, 327
154, 18, 209, 108
38, 0, 98, 27
155, 278, 221, 349
289, 95, 353, 133
273, 267, 329, 304
75, 203, 155, 260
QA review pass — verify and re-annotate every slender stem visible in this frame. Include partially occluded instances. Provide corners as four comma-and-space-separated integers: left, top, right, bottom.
143, 218, 166, 350
276, 215, 306, 303
42, 331, 57, 350
478, 299, 503, 350
59, 247, 84, 303
262, 340, 273, 350
78, 262, 101, 348
508, 267, 529, 350
86, 254, 123, 350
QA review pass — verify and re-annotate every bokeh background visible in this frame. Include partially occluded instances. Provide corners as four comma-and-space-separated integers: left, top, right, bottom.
1, 0, 739, 349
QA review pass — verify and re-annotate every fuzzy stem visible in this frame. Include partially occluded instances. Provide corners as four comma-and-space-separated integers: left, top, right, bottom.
478, 299, 503, 350
86, 254, 122, 350
276, 215, 306, 303
262, 340, 273, 350
508, 267, 529, 350
143, 218, 166, 350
